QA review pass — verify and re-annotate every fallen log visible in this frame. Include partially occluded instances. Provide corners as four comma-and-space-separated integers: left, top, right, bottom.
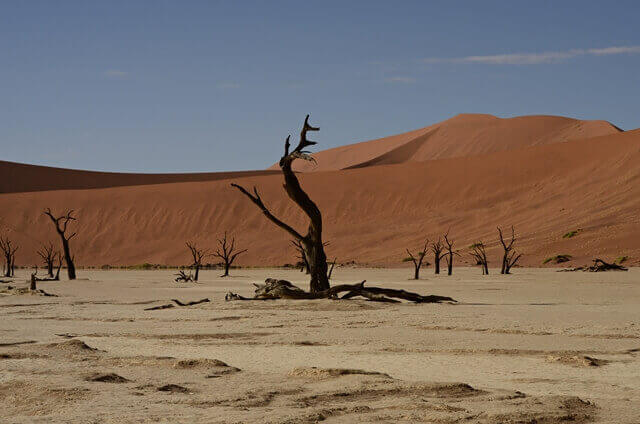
171, 298, 210, 306
144, 297, 210, 310
174, 270, 195, 283
225, 279, 456, 304
587, 258, 628, 272
560, 259, 628, 272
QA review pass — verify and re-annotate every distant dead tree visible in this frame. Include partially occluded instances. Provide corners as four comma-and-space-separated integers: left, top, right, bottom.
443, 232, 460, 276
0, 235, 18, 277
497, 226, 522, 274
213, 232, 247, 277
44, 209, 77, 280
185, 242, 208, 281
52, 254, 63, 280
292, 239, 336, 280
431, 238, 444, 275
470, 242, 489, 275
30, 267, 38, 290
292, 239, 310, 273
404, 240, 429, 280
37, 242, 58, 278
175, 270, 194, 283
231, 115, 331, 292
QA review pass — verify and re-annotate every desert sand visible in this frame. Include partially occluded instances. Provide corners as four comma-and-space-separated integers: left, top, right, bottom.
1, 114, 639, 268
1, 267, 639, 423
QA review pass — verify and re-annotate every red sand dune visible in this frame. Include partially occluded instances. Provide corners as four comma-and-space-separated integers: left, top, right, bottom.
1, 113, 639, 270
0, 160, 279, 194
272, 114, 621, 172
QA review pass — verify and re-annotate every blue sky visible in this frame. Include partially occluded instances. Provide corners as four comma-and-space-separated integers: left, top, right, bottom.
2, 1, 639, 172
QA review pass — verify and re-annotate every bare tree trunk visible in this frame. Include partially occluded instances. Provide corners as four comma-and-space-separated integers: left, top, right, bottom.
54, 255, 62, 280
498, 226, 520, 275
185, 242, 208, 282
305, 237, 329, 292
431, 239, 443, 275
214, 232, 246, 278
231, 115, 329, 292
0, 237, 18, 278
44, 209, 78, 280
406, 241, 428, 280
30, 268, 37, 291
61, 238, 76, 280
470, 242, 489, 275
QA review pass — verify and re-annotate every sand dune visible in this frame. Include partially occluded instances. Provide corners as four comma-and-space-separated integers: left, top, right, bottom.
275, 114, 621, 172
1, 125, 639, 268
0, 160, 279, 194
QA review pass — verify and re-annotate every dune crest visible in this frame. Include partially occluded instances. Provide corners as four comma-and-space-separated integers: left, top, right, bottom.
277, 113, 621, 172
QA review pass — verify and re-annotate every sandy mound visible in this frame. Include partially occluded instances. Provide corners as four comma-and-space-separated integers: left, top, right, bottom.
546, 355, 607, 367
0, 381, 90, 416
85, 373, 131, 383
48, 339, 101, 354
157, 384, 192, 394
289, 367, 391, 379
174, 358, 241, 377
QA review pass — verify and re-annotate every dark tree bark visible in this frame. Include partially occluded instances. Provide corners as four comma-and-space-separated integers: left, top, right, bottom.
405, 240, 429, 280
231, 115, 331, 292
225, 279, 456, 303
175, 270, 194, 283
0, 236, 18, 278
431, 238, 444, 275
587, 258, 628, 272
43, 209, 77, 280
443, 232, 459, 276
185, 242, 208, 281
291, 239, 311, 274
37, 242, 58, 278
497, 226, 522, 274
470, 242, 489, 275
213, 232, 247, 277
54, 253, 62, 280
30, 267, 37, 291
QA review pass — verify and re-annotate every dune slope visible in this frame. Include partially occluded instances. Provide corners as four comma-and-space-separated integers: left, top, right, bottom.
1, 128, 639, 269
0, 160, 279, 194
276, 114, 621, 172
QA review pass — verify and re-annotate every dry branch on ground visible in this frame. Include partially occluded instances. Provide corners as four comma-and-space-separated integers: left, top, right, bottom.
225, 278, 456, 304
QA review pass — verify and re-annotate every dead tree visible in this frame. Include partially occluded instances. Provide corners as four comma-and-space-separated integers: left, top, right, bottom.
404, 240, 429, 280
44, 209, 77, 280
292, 239, 333, 279
587, 258, 628, 272
213, 232, 247, 277
225, 279, 456, 303
37, 242, 58, 278
231, 115, 331, 292
443, 232, 459, 276
498, 226, 522, 274
30, 267, 37, 290
175, 270, 194, 283
185, 242, 208, 281
53, 253, 63, 280
0, 236, 18, 278
431, 238, 444, 275
470, 242, 489, 275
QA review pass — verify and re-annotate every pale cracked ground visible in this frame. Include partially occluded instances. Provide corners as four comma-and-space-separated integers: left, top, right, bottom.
1, 267, 639, 423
